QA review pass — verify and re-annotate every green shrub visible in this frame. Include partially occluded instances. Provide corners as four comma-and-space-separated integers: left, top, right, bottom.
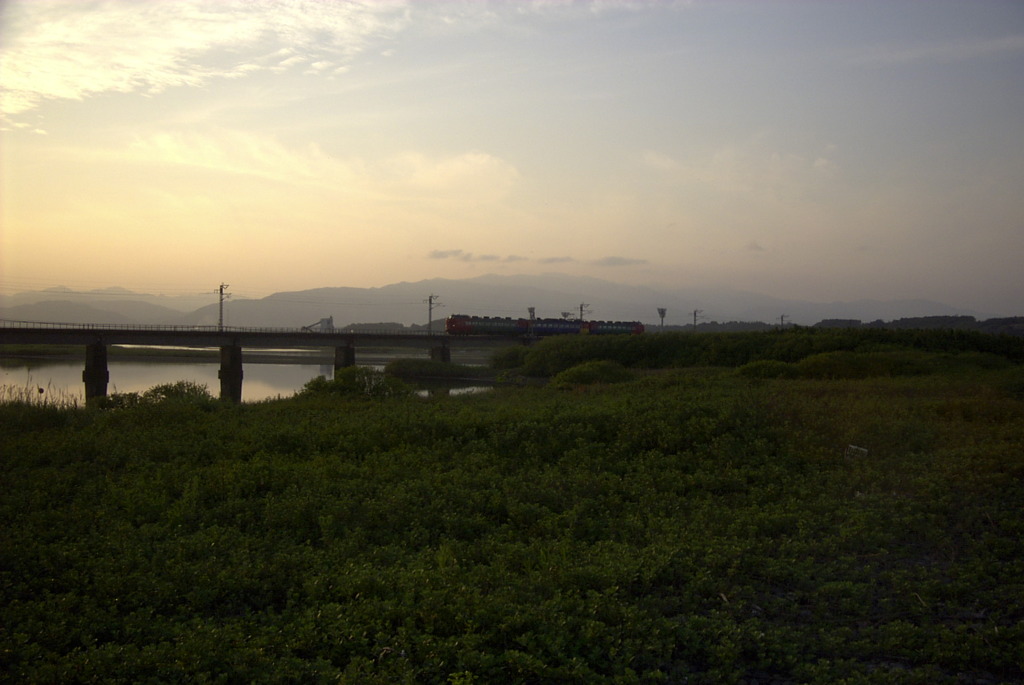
998, 367, 1024, 400
385, 359, 489, 379
300, 366, 411, 398
517, 328, 1024, 377
737, 359, 797, 379
874, 350, 936, 376
99, 381, 216, 409
550, 360, 635, 387
100, 391, 144, 409
742, 350, 1011, 381
490, 345, 530, 370
142, 380, 216, 404
936, 351, 1012, 371
793, 350, 935, 379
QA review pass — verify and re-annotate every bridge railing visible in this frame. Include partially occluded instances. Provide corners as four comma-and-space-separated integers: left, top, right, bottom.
0, 319, 440, 336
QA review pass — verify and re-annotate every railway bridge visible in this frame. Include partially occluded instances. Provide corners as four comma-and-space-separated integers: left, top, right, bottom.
0, 321, 504, 403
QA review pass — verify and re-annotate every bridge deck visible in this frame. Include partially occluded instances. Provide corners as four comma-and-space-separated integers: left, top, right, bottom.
0, 321, 516, 348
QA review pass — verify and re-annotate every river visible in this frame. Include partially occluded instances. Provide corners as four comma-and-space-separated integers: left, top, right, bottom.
1, 348, 495, 403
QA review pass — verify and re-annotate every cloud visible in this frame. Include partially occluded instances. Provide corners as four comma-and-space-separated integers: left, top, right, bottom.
127, 129, 339, 185
509, 0, 690, 19
429, 252, 607, 266
124, 131, 519, 207
592, 256, 648, 267
0, 0, 411, 117
642, 135, 842, 209
429, 249, 467, 260
641, 150, 682, 172
428, 250, 503, 262
385, 151, 520, 201
538, 256, 575, 264
850, 34, 1024, 67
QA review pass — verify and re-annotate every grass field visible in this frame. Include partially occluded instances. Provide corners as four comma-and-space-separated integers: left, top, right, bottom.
2, 330, 1022, 683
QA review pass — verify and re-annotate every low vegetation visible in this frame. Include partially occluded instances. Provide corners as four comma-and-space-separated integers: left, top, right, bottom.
2, 329, 1023, 683
517, 327, 1024, 377
550, 359, 635, 388
385, 358, 495, 381
97, 380, 219, 410
299, 365, 414, 399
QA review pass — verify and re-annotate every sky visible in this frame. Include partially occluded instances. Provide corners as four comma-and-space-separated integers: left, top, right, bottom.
1, 0, 1023, 314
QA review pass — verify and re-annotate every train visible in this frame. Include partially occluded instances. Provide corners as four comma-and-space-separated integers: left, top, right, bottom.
445, 314, 644, 336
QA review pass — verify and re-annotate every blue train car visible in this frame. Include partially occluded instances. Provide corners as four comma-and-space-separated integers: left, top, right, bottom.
446, 315, 643, 336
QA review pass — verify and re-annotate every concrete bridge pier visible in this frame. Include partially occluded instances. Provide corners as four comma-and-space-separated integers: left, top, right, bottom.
430, 344, 451, 363
219, 345, 243, 403
334, 345, 356, 370
82, 342, 109, 405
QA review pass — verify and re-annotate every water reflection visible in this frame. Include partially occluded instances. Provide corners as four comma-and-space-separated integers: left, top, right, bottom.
1, 359, 490, 403
0, 360, 321, 403
416, 381, 491, 398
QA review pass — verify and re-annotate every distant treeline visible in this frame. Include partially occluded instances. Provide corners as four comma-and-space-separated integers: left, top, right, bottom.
662, 315, 1024, 336
341, 315, 1024, 336
498, 325, 1024, 377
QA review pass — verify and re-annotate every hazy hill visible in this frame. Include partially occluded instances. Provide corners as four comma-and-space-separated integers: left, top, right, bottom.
0, 300, 140, 325
180, 274, 991, 329
1, 274, 999, 328
0, 287, 222, 314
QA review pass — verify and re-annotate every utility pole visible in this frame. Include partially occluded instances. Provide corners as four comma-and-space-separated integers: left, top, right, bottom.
780, 314, 788, 328
692, 308, 703, 331
576, 302, 591, 333
657, 308, 667, 331
426, 294, 440, 334
218, 283, 231, 331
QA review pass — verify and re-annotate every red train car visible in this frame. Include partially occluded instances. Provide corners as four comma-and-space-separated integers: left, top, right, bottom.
445, 314, 643, 336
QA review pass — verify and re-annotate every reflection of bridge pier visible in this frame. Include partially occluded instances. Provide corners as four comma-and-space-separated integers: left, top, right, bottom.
430, 344, 451, 363
76, 341, 410, 403
82, 342, 109, 406
218, 345, 244, 403
334, 345, 356, 370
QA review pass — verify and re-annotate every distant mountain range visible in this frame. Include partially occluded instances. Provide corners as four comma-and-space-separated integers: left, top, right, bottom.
0, 274, 1013, 330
